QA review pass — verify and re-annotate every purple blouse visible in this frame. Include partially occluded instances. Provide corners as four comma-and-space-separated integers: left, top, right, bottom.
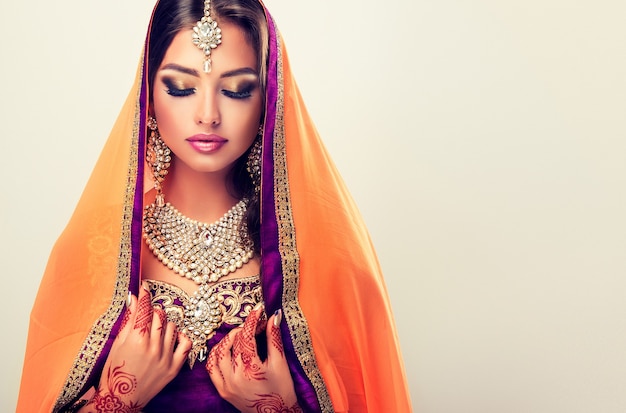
143, 276, 262, 412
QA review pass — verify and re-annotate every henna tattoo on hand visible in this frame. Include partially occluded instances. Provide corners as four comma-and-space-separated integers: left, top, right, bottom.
232, 311, 265, 380
207, 333, 229, 382
270, 322, 284, 357
87, 362, 142, 413
119, 307, 131, 331
247, 393, 303, 413
155, 307, 167, 332
107, 364, 137, 396
134, 291, 153, 335
91, 392, 142, 413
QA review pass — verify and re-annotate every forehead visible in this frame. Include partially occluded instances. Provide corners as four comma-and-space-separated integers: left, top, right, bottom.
160, 22, 258, 74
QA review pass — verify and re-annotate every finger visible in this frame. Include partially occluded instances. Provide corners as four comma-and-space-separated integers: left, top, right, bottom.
207, 328, 237, 386
256, 307, 268, 335
266, 309, 285, 361
148, 307, 167, 356
162, 320, 178, 356
134, 282, 154, 336
151, 307, 167, 337
170, 331, 192, 372
232, 303, 264, 363
116, 293, 137, 342
232, 321, 265, 380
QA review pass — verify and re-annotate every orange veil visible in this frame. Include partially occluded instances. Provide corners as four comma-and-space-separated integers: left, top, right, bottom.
18, 2, 411, 412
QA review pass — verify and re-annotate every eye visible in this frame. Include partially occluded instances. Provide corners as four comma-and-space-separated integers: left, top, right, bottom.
222, 88, 253, 99
221, 81, 257, 100
163, 78, 196, 97
166, 86, 196, 97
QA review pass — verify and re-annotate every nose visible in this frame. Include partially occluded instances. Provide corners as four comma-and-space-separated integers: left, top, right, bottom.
196, 91, 220, 126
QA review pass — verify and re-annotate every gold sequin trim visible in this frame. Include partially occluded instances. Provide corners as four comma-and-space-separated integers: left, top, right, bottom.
272, 34, 334, 412
53, 55, 144, 412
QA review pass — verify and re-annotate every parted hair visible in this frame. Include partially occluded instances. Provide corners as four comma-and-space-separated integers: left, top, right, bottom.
147, 0, 269, 254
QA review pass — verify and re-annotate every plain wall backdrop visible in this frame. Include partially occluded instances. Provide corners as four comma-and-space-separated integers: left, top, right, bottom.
1, 0, 625, 411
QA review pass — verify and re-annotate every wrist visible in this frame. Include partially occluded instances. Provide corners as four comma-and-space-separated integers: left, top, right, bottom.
246, 393, 302, 413
78, 388, 143, 413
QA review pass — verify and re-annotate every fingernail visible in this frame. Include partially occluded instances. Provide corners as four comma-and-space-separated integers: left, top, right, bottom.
273, 309, 282, 327
126, 291, 132, 307
253, 301, 265, 312
142, 281, 150, 292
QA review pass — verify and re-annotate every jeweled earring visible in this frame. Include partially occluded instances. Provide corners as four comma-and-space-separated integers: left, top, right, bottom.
246, 126, 262, 194
146, 116, 171, 207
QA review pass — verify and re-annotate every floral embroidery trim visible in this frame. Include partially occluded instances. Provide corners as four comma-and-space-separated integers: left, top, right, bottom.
145, 275, 262, 367
271, 31, 333, 412
53, 53, 144, 412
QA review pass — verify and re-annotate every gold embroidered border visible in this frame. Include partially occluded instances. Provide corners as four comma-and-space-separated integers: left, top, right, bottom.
272, 34, 334, 413
53, 59, 143, 412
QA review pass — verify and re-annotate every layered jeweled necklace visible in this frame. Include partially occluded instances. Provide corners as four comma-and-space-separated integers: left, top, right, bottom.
143, 199, 255, 364
143, 199, 254, 284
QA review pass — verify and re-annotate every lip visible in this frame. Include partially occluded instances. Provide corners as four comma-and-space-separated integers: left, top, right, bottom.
186, 134, 227, 153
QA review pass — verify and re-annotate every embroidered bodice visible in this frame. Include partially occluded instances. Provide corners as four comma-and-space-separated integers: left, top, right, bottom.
142, 275, 262, 413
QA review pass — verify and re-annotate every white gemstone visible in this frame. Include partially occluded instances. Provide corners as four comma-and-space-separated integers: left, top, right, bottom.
194, 300, 210, 321
200, 229, 213, 246
199, 22, 214, 37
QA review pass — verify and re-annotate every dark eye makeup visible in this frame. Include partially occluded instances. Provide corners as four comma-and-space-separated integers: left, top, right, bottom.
222, 81, 257, 99
160, 77, 258, 99
163, 78, 195, 97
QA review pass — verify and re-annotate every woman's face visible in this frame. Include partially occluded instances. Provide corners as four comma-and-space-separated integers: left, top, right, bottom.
152, 21, 263, 176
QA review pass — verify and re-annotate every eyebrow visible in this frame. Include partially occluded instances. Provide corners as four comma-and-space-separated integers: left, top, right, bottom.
160, 63, 199, 76
160, 63, 258, 78
220, 67, 258, 78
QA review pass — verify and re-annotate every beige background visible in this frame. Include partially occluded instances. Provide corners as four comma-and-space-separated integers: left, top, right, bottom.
1, 0, 625, 411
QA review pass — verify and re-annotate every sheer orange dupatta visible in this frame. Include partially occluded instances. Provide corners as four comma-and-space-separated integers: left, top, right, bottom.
17, 60, 145, 411
260, 10, 412, 412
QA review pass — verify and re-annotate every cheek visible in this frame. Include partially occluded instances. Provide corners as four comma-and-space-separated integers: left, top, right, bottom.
153, 94, 171, 127
223, 98, 263, 134
242, 98, 264, 130
153, 96, 189, 136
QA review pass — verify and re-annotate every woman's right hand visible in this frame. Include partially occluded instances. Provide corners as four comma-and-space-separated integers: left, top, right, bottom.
79, 283, 192, 412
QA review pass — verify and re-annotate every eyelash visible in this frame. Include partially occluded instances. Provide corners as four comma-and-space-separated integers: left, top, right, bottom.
162, 79, 254, 99
222, 89, 253, 99
166, 87, 196, 97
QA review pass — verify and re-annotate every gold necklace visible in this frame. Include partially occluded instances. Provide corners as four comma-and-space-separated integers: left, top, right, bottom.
143, 199, 254, 284
143, 199, 255, 363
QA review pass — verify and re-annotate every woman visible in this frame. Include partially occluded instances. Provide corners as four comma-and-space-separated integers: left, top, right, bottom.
18, 0, 411, 411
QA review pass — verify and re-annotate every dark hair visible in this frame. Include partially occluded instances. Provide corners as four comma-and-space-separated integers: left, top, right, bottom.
147, 0, 268, 254
148, 0, 269, 96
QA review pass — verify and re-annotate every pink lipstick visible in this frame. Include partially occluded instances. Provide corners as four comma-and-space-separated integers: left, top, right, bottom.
186, 134, 227, 153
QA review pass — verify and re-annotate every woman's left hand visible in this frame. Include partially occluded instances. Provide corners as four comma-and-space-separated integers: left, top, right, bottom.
207, 304, 303, 413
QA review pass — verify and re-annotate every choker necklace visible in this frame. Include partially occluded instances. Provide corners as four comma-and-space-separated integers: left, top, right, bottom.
143, 199, 254, 284
143, 199, 255, 364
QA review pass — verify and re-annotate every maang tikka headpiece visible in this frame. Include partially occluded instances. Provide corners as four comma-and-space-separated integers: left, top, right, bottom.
192, 0, 222, 73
